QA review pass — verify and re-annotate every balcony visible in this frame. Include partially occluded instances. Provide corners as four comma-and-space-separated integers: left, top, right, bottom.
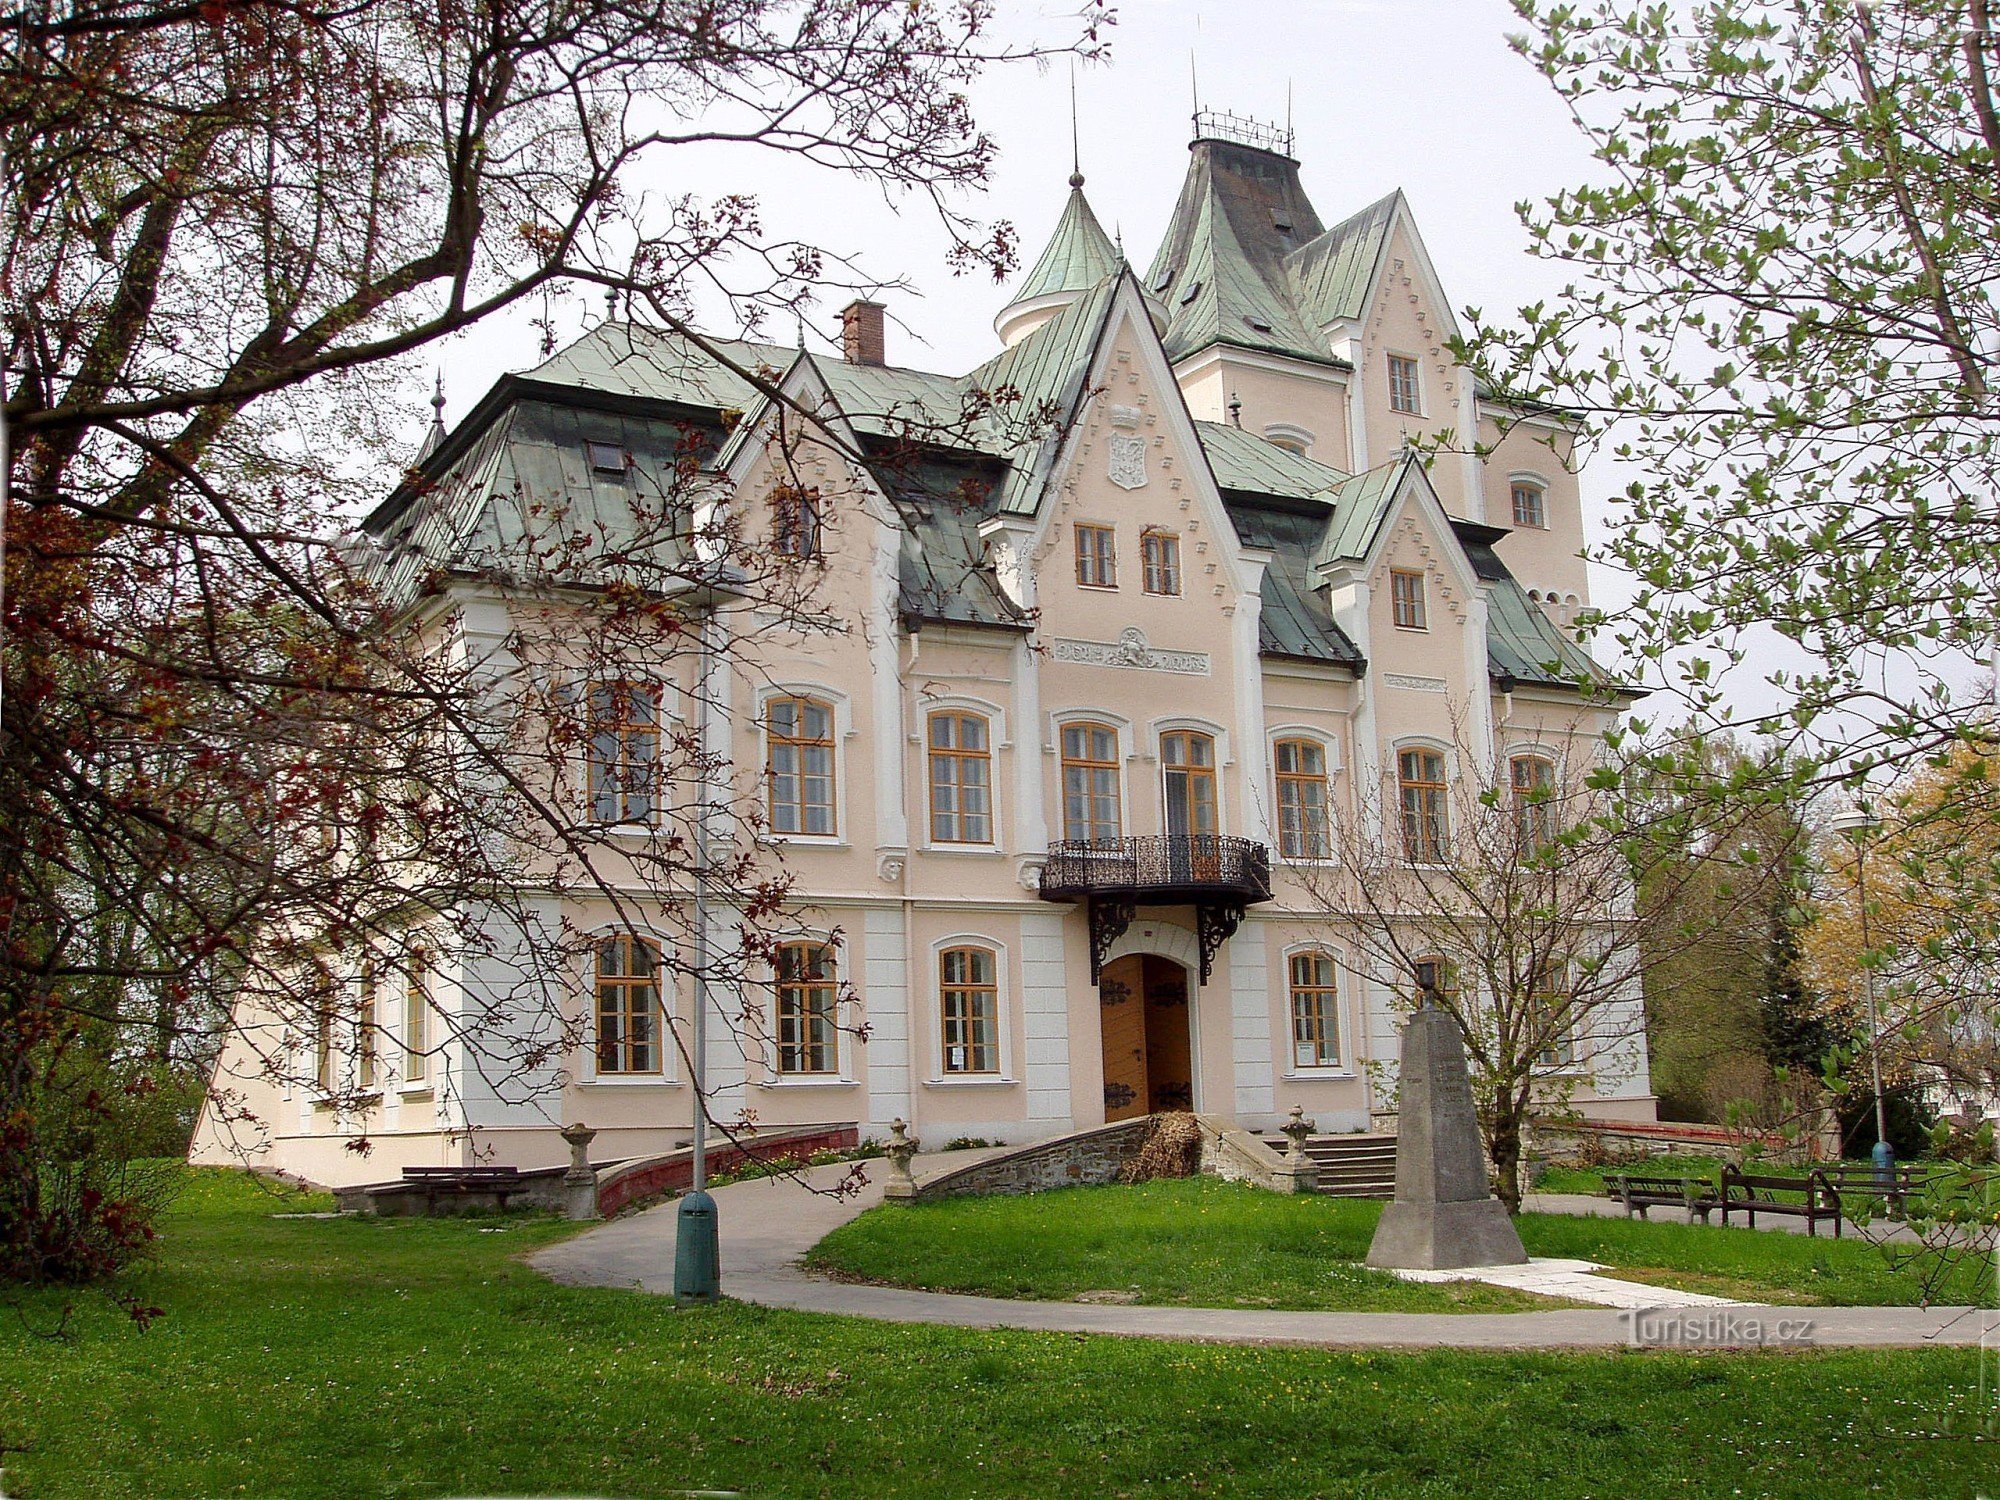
1037, 836, 1272, 984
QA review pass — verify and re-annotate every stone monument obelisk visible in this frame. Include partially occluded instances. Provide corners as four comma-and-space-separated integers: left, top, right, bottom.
1366, 975, 1527, 1270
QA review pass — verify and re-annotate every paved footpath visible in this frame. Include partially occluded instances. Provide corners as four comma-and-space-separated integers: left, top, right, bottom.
530, 1153, 1994, 1351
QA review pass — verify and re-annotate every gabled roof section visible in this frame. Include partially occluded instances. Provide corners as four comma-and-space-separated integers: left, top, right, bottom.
1283, 189, 1400, 330
1196, 420, 1351, 500
526, 321, 793, 411
1010, 184, 1121, 307
1223, 499, 1365, 668
968, 272, 1124, 516
1312, 457, 1412, 570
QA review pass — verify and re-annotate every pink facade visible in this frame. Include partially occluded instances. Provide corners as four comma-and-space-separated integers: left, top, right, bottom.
193, 126, 1655, 1187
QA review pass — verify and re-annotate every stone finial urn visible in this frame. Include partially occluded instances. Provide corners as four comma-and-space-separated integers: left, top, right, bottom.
884, 1118, 920, 1202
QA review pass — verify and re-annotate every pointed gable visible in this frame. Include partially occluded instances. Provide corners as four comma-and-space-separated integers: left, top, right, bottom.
1284, 190, 1401, 330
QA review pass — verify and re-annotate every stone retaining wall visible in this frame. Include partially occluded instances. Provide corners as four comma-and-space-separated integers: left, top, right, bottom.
594, 1124, 859, 1216
913, 1118, 1155, 1199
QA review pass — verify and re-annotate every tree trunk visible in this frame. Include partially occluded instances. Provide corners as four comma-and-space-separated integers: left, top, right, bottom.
1489, 1092, 1525, 1214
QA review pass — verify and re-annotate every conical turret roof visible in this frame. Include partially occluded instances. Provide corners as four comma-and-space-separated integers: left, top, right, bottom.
994, 178, 1120, 346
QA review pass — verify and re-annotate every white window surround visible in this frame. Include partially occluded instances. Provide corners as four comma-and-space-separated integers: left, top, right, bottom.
915, 696, 1007, 853
1281, 941, 1355, 1076
1391, 737, 1456, 868
925, 932, 1015, 1085
1386, 351, 1425, 417
396, 940, 440, 1097
755, 930, 855, 1087
1047, 709, 1134, 843
569, 673, 679, 831
576, 928, 678, 1085
1262, 422, 1316, 456
755, 681, 855, 847
1507, 471, 1552, 530
1266, 725, 1342, 866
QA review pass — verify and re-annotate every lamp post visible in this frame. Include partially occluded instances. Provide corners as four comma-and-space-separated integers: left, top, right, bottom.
1830, 801, 1894, 1180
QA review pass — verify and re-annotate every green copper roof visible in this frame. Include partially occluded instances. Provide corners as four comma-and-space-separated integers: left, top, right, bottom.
1196, 420, 1350, 499
1009, 185, 1120, 308
1146, 139, 1406, 368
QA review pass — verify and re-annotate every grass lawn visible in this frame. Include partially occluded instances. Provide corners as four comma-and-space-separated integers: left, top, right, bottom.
809, 1178, 1983, 1309
2, 1170, 1996, 1499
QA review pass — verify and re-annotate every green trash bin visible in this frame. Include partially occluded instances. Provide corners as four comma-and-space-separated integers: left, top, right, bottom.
675, 1189, 720, 1303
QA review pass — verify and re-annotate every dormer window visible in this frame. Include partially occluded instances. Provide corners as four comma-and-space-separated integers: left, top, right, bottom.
585, 440, 628, 475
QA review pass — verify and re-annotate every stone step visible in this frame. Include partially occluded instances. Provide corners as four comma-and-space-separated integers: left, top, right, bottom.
1257, 1132, 1398, 1198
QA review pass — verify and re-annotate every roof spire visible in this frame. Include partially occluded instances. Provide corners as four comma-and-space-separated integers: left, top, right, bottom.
1069, 62, 1084, 189
415, 370, 448, 465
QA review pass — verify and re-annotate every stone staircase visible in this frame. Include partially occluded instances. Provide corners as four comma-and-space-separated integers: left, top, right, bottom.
1260, 1131, 1399, 1198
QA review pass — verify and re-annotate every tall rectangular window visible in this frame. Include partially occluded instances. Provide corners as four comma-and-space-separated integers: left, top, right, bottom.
1398, 748, 1448, 864
1289, 951, 1342, 1068
314, 1001, 333, 1091
1140, 529, 1181, 596
1274, 739, 1331, 860
1390, 569, 1428, 630
776, 942, 839, 1075
940, 946, 1000, 1075
1510, 754, 1556, 851
356, 966, 378, 1091
1533, 967, 1575, 1068
928, 711, 993, 844
1060, 722, 1121, 842
403, 949, 430, 1085
1387, 354, 1421, 414
596, 934, 661, 1074
586, 681, 660, 824
1074, 523, 1117, 588
1511, 482, 1547, 529
774, 485, 823, 560
767, 696, 836, 836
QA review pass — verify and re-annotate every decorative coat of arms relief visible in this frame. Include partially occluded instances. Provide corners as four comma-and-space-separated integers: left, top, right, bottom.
1107, 433, 1147, 490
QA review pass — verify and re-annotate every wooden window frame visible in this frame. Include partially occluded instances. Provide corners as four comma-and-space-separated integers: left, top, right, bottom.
1389, 569, 1428, 631
773, 486, 824, 561
1510, 481, 1548, 529
1140, 528, 1181, 596
1386, 353, 1422, 415
939, 945, 1000, 1075
596, 933, 662, 1075
1160, 729, 1220, 837
766, 695, 837, 837
403, 949, 429, 1085
356, 965, 379, 1092
586, 680, 661, 825
1398, 747, 1449, 864
314, 1000, 333, 1091
775, 941, 839, 1076
1074, 523, 1117, 589
1059, 721, 1122, 842
927, 711, 994, 845
1273, 738, 1331, 861
1288, 950, 1342, 1068
1533, 967, 1576, 1068
1510, 753, 1557, 851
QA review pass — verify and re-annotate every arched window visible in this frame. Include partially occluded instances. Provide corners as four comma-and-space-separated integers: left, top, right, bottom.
1273, 738, 1331, 860
1160, 730, 1219, 838
775, 941, 839, 1076
939, 946, 999, 1075
586, 680, 660, 824
1509, 753, 1557, 850
596, 933, 661, 1075
1288, 950, 1342, 1068
928, 711, 993, 844
1059, 722, 1121, 841
1397, 748, 1448, 863
1510, 480, 1548, 529
767, 696, 836, 836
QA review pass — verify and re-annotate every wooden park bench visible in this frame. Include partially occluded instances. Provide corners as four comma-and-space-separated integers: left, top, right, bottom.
1812, 1163, 1938, 1222
1718, 1164, 1842, 1236
1605, 1171, 1719, 1225
399, 1165, 526, 1213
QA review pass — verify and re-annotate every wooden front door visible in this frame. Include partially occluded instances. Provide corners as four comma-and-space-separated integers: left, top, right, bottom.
1099, 954, 1194, 1121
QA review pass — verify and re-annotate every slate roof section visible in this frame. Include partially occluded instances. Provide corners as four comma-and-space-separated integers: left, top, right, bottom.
1458, 527, 1616, 692
1009, 185, 1121, 308
865, 445, 1024, 632
1223, 499, 1365, 668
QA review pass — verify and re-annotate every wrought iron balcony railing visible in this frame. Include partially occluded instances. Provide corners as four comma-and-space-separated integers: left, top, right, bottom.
1038, 835, 1273, 905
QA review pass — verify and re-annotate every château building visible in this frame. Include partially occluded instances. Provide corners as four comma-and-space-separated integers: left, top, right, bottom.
194, 119, 1656, 1186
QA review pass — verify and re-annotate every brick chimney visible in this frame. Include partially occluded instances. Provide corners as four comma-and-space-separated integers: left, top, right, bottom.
840, 299, 886, 366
